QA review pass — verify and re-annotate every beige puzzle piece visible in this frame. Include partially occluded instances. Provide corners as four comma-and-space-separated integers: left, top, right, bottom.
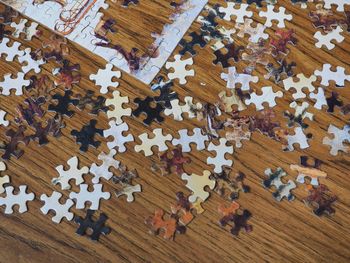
218, 90, 247, 112
181, 170, 216, 203
106, 90, 132, 125
135, 128, 173, 156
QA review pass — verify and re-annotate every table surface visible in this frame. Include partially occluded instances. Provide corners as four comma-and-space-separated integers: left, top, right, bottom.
0, 1, 349, 262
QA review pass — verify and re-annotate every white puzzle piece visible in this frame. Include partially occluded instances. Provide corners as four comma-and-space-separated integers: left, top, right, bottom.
40, 191, 74, 223
104, 120, 134, 152
90, 149, 120, 184
0, 185, 35, 214
52, 156, 89, 190
69, 184, 111, 210
314, 26, 344, 50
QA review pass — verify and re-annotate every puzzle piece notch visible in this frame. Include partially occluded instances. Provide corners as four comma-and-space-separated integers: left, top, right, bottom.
0, 110, 9, 127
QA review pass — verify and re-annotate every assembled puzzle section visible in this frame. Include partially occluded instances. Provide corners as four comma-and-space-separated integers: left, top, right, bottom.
0, 0, 208, 84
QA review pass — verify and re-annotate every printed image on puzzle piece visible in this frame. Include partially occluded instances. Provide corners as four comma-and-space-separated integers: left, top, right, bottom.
1, 0, 208, 84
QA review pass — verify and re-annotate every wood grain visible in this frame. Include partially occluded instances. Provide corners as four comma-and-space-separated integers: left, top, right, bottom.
0, 1, 350, 262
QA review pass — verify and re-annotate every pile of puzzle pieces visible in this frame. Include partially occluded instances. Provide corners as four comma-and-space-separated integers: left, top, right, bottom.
0, 0, 349, 242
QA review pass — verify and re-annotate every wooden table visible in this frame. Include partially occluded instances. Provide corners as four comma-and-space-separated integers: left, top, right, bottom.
0, 1, 349, 262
